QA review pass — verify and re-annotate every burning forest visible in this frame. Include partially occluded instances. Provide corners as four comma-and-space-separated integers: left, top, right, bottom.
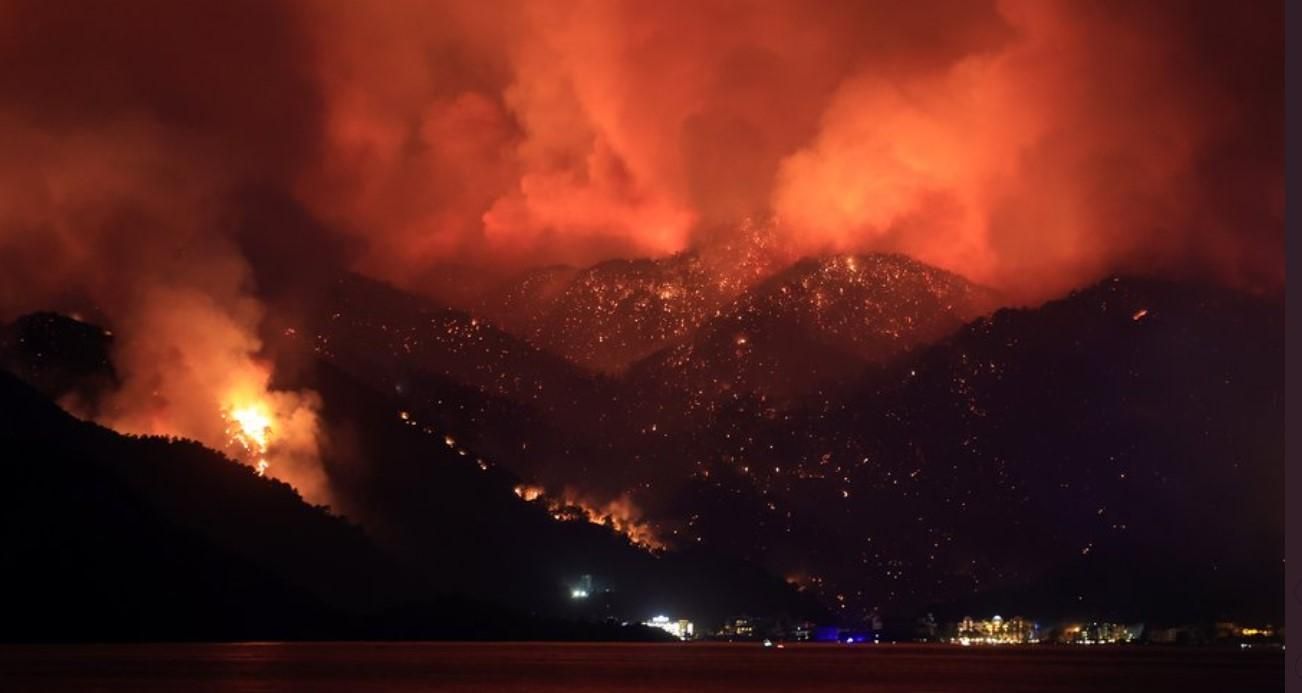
0, 0, 1283, 647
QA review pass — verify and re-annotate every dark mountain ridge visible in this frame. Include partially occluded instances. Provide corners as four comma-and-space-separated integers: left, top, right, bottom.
1, 312, 824, 637
656, 276, 1282, 623
2, 250, 1282, 632
627, 252, 997, 409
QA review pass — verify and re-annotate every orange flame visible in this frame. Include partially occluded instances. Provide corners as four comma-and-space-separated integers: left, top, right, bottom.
224, 401, 274, 476
513, 484, 544, 502
513, 483, 663, 551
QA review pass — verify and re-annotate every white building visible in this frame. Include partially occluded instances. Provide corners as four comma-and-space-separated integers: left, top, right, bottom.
643, 615, 695, 640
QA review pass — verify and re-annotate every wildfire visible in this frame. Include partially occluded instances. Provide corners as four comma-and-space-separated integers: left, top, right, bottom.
565, 496, 664, 551
512, 483, 663, 551
224, 401, 273, 476
513, 484, 544, 502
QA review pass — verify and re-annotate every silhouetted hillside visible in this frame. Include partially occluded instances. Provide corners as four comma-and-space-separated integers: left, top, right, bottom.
283, 352, 824, 627
657, 277, 1282, 623
0, 368, 397, 640
267, 267, 1283, 625
628, 253, 995, 405
481, 223, 786, 374
0, 312, 825, 635
2, 266, 1281, 632
283, 272, 625, 486
0, 312, 118, 412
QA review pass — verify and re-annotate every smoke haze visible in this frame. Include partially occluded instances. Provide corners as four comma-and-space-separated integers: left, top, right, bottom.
0, 0, 1281, 499
295, 0, 1282, 297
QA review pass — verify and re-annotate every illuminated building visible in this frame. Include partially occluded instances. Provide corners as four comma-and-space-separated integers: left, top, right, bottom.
952, 615, 1039, 645
644, 615, 695, 640
1058, 622, 1142, 645
720, 617, 755, 639
1215, 623, 1278, 641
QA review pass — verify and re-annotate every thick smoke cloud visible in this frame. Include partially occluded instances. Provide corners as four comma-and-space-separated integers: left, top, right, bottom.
0, 0, 330, 502
0, 1, 1281, 500
772, 1, 1284, 297
1, 0, 1280, 305
296, 0, 1281, 299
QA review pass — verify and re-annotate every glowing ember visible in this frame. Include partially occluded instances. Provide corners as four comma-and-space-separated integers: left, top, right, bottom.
513, 484, 544, 502
224, 402, 274, 476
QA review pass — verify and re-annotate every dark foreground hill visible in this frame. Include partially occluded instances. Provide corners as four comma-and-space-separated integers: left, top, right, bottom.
0, 369, 703, 641
257, 262, 1284, 627
2, 261, 1282, 635
0, 313, 823, 639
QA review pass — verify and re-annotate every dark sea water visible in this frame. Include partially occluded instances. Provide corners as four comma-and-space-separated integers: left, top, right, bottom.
0, 642, 1283, 692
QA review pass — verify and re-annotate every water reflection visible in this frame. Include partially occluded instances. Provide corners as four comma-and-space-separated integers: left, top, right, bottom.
0, 642, 1283, 692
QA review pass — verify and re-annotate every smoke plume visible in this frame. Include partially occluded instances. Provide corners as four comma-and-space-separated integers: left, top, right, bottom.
0, 0, 329, 503
296, 0, 1282, 299
0, 0, 1281, 500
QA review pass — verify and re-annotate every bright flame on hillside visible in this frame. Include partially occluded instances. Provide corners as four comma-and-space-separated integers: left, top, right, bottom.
571, 495, 664, 552
211, 385, 330, 506
224, 401, 274, 476
515, 484, 661, 549
513, 484, 544, 502
512, 482, 663, 551
62, 287, 330, 507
